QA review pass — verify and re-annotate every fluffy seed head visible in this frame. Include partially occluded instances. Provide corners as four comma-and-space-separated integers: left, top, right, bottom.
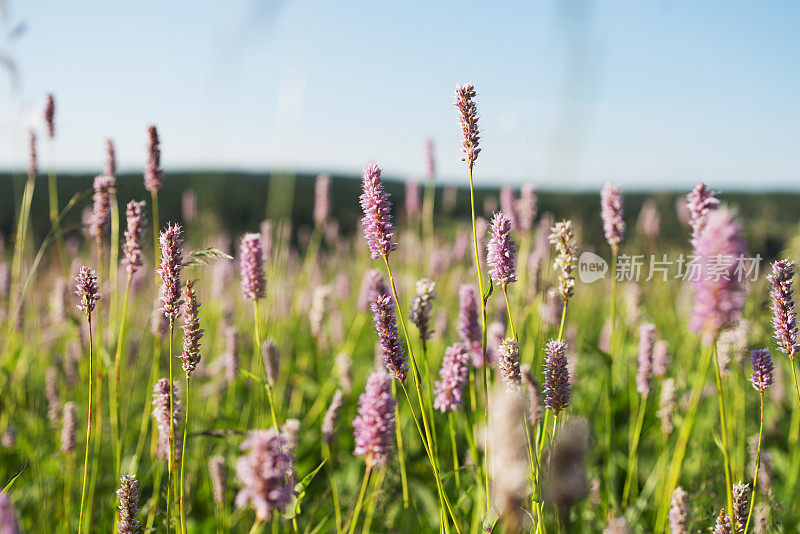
652, 340, 672, 377
686, 182, 718, 246
235, 429, 295, 522
224, 326, 240, 385
487, 211, 517, 287
767, 259, 798, 357
453, 84, 481, 167
152, 378, 183, 462
359, 163, 396, 260
116, 474, 141, 534
497, 338, 522, 391
158, 223, 184, 324
658, 378, 676, 434
74, 266, 101, 314
544, 418, 590, 513
371, 295, 407, 382
500, 187, 520, 231
519, 184, 537, 232
209, 456, 226, 505
714, 509, 732, 534
239, 233, 266, 300
543, 340, 570, 415
521, 364, 543, 427
313, 173, 331, 226
358, 269, 389, 312
0, 492, 21, 534
179, 279, 203, 376
322, 390, 344, 444
405, 179, 420, 217
28, 129, 37, 177
123, 201, 146, 276
732, 482, 750, 534
749, 348, 774, 393
690, 208, 747, 345
353, 372, 396, 467
104, 138, 116, 179
336, 353, 353, 394
144, 124, 163, 192
601, 183, 625, 250
262, 339, 280, 387
433, 343, 471, 413
44, 93, 55, 138
489, 388, 529, 529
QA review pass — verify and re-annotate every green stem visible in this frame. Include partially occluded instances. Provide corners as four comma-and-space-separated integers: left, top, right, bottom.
606, 249, 617, 511
347, 464, 373, 534
180, 375, 190, 534
77, 315, 94, 534
502, 285, 517, 340
47, 162, 69, 275
111, 274, 132, 481
392, 381, 410, 508
743, 393, 763, 534
621, 394, 647, 508
254, 300, 280, 430
448, 412, 461, 489
151, 190, 160, 269
167, 324, 175, 530
712, 341, 735, 524
323, 442, 343, 534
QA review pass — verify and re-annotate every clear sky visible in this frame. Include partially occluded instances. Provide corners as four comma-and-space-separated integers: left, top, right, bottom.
0, 1, 797, 190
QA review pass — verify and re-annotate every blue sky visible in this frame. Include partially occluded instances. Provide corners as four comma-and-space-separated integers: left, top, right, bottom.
0, 1, 797, 189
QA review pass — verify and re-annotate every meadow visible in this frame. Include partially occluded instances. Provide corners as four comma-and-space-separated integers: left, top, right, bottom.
0, 86, 799, 534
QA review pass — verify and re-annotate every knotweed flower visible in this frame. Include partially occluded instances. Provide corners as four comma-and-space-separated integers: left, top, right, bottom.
521, 364, 542, 426
179, 279, 203, 376
767, 259, 798, 359
1, 425, 15, 448
104, 138, 116, 180
353, 372, 396, 467
690, 208, 747, 345
209, 456, 226, 505
669, 486, 688, 534
686, 182, 718, 246
732, 482, 750, 534
500, 186, 520, 231
89, 174, 115, 242
425, 138, 436, 179
519, 186, 538, 233
74, 266, 101, 315
544, 339, 570, 414
123, 201, 145, 276
144, 125, 163, 193
45, 366, 60, 423
637, 199, 660, 240
549, 220, 578, 300
487, 211, 517, 287
371, 295, 406, 382
604, 517, 631, 534
489, 388, 529, 529
282, 419, 300, 456
44, 93, 55, 138
61, 401, 77, 453
458, 285, 482, 366
235, 429, 295, 521
152, 378, 183, 462
749, 348, 774, 393
158, 223, 184, 324
359, 163, 396, 260
658, 378, 676, 435
309, 286, 331, 341
314, 173, 331, 226
601, 183, 625, 251
433, 343, 470, 413
239, 233, 266, 300
453, 84, 480, 167
497, 337, 522, 391
652, 340, 672, 377
358, 270, 389, 312
322, 390, 344, 444
261, 339, 279, 387
28, 130, 37, 177
637, 324, 656, 397
405, 179, 420, 218
714, 509, 732, 534
116, 474, 141, 534
0, 492, 21, 534
409, 278, 435, 344
224, 327, 239, 385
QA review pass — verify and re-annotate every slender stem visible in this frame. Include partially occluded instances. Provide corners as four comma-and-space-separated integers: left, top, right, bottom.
254, 300, 279, 430
167, 324, 175, 529
502, 285, 517, 340
392, 380, 410, 508
248, 519, 264, 534
791, 357, 800, 418
180, 375, 190, 534
712, 341, 735, 523
10, 174, 35, 320
64, 453, 73, 534
448, 412, 461, 489
47, 162, 68, 275
151, 190, 160, 270
606, 249, 617, 511
111, 274, 133, 481
347, 464, 373, 534
743, 393, 763, 534
77, 315, 94, 534
323, 442, 343, 534
466, 164, 490, 509
622, 394, 647, 508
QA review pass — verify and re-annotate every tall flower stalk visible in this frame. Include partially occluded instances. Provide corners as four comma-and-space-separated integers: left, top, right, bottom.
145, 125, 164, 268
622, 323, 654, 507
44, 94, 68, 274
487, 211, 518, 339
744, 348, 773, 533
767, 260, 800, 410
454, 83, 491, 508
74, 266, 101, 534
10, 131, 38, 327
